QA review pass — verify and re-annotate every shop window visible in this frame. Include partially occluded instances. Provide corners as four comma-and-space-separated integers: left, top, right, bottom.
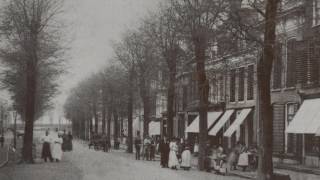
286, 103, 299, 154
238, 67, 245, 101
247, 65, 254, 100
230, 69, 236, 102
305, 134, 320, 155
313, 0, 320, 26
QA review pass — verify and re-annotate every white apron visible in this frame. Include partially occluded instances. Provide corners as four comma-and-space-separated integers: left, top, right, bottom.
181, 150, 191, 168
237, 152, 250, 166
52, 137, 63, 160
168, 142, 179, 168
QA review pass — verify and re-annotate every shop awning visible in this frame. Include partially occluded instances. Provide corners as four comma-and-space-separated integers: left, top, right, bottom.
223, 108, 252, 137
286, 98, 320, 134
209, 109, 235, 136
185, 111, 222, 133
149, 121, 160, 135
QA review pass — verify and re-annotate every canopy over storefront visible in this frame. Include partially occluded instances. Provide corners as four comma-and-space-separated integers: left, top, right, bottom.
148, 121, 160, 135
224, 108, 252, 137
185, 111, 222, 133
209, 109, 234, 136
286, 98, 320, 134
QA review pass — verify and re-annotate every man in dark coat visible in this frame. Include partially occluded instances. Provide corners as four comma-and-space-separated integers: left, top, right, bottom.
134, 131, 142, 160
159, 137, 170, 168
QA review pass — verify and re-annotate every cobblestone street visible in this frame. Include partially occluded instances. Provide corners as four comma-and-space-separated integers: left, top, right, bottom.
0, 140, 246, 180
2, 140, 320, 180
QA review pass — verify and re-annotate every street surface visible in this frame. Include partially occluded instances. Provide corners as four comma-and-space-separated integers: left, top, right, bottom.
1, 138, 320, 180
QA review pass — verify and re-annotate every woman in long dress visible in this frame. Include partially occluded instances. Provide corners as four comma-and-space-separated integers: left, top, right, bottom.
51, 134, 63, 162
180, 146, 191, 170
168, 139, 179, 169
238, 147, 250, 171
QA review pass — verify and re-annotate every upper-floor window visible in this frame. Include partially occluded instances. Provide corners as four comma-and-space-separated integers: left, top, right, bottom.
272, 43, 282, 89
238, 67, 245, 101
286, 39, 297, 88
313, 0, 320, 26
230, 69, 236, 102
247, 65, 254, 100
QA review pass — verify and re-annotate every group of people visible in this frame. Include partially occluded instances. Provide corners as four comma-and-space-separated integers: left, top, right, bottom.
134, 133, 257, 174
163, 137, 192, 170
227, 142, 257, 172
134, 134, 156, 161
206, 141, 257, 174
41, 129, 73, 163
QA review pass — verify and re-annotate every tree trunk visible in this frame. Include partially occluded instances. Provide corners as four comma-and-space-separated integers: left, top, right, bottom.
93, 103, 98, 133
142, 92, 150, 138
166, 51, 177, 139
193, 31, 209, 171
107, 103, 112, 146
127, 70, 134, 153
113, 108, 119, 145
102, 102, 106, 134
89, 113, 93, 135
22, 61, 37, 163
140, 77, 150, 138
257, 1, 279, 180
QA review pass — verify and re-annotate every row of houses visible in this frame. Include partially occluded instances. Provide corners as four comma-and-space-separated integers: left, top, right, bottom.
137, 0, 320, 167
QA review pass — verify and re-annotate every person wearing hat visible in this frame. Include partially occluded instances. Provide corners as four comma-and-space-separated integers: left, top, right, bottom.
180, 145, 191, 170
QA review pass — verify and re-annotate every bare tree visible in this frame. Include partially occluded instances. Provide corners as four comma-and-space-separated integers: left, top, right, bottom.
0, 0, 66, 163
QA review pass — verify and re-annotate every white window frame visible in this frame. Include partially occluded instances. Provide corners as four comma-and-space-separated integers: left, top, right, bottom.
313, 0, 320, 26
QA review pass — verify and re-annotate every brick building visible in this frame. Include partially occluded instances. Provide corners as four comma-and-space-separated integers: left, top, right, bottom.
170, 0, 320, 167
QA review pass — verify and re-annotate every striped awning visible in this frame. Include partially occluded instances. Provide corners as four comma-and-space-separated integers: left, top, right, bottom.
224, 108, 252, 137
209, 109, 234, 136
186, 111, 222, 133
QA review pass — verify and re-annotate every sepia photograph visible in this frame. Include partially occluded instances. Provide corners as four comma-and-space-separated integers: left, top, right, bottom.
0, 0, 320, 180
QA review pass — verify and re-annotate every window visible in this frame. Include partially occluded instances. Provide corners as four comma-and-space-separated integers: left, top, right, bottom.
247, 65, 254, 100
308, 42, 320, 86
286, 103, 299, 154
218, 76, 224, 102
313, 0, 320, 26
230, 69, 236, 102
238, 67, 245, 101
286, 39, 296, 87
305, 134, 320, 155
272, 43, 282, 89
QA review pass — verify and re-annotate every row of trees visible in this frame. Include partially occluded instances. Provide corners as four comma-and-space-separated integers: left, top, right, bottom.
0, 0, 66, 163
65, 0, 280, 179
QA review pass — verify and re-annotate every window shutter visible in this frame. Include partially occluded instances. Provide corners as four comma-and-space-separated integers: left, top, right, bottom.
286, 39, 296, 87
272, 43, 282, 89
238, 67, 245, 101
247, 65, 254, 100
230, 69, 236, 102
295, 40, 308, 85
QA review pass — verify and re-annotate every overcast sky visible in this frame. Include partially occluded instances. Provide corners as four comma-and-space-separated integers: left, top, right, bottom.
54, 0, 160, 107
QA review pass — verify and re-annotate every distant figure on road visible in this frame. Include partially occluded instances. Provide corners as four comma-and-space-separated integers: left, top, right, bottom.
0, 134, 4, 148
41, 131, 53, 162
134, 132, 142, 160
62, 130, 67, 151
52, 133, 63, 162
66, 131, 73, 151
